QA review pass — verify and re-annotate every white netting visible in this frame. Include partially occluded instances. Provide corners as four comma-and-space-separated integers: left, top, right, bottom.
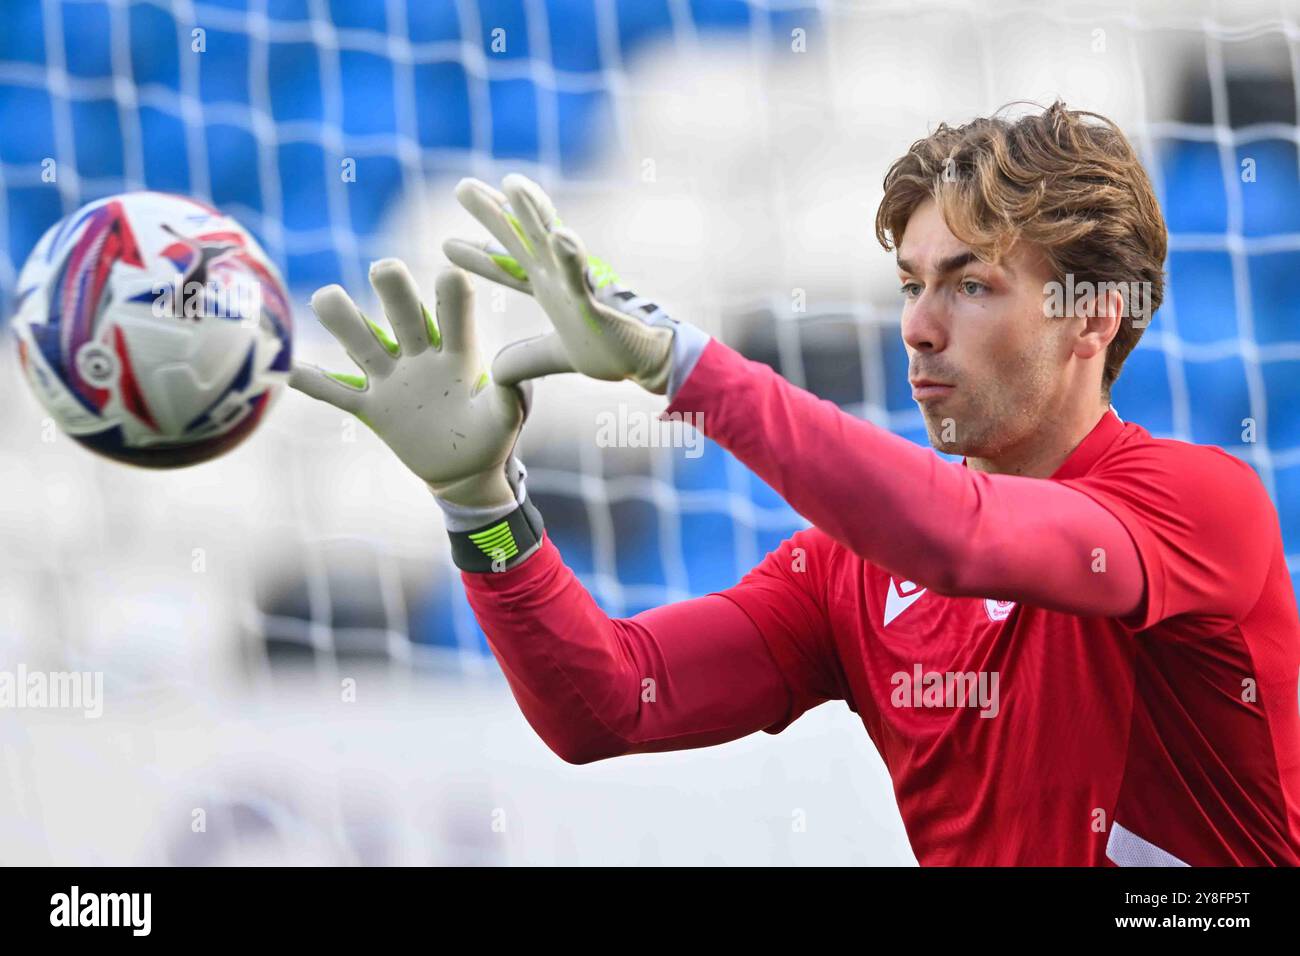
0, 0, 1296, 863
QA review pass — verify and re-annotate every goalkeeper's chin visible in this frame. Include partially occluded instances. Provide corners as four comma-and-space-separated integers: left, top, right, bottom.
916, 392, 982, 457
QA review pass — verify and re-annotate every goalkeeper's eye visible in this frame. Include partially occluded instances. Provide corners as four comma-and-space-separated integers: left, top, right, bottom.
899, 282, 922, 299
960, 279, 988, 296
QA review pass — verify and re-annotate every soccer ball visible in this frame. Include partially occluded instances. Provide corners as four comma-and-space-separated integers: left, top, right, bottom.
10, 191, 292, 468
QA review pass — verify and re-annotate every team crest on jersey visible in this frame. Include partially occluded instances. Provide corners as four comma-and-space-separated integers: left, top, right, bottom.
984, 598, 1017, 622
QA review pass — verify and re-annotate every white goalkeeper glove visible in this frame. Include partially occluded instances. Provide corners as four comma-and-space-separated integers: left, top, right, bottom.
443, 174, 710, 396
290, 260, 543, 571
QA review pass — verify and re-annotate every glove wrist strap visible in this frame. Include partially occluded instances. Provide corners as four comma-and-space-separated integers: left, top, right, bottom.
447, 498, 544, 573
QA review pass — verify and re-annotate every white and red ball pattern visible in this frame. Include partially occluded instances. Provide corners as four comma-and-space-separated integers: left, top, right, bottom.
11, 191, 292, 467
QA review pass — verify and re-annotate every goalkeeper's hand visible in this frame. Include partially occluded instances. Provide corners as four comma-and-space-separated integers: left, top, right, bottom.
290, 261, 544, 571
443, 174, 710, 396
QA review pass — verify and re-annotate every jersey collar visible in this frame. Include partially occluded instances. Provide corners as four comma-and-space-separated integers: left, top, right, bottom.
1049, 406, 1126, 480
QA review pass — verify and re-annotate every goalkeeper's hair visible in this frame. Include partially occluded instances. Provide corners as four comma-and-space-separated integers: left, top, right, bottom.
875, 100, 1167, 397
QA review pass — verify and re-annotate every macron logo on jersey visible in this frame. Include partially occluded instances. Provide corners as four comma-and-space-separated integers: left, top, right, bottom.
884, 579, 927, 626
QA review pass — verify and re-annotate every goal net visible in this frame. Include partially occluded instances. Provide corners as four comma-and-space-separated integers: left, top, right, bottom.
0, 0, 1296, 864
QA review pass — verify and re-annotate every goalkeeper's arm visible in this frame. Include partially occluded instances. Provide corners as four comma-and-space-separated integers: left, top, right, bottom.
287, 258, 811, 764
460, 534, 807, 764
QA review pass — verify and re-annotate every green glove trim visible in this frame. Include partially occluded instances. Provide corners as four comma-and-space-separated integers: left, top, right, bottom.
491, 253, 529, 282
328, 371, 367, 390
421, 303, 442, 349
362, 312, 401, 356
447, 499, 545, 573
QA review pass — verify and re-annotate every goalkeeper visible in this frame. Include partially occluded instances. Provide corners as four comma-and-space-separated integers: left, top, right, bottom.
292, 102, 1300, 867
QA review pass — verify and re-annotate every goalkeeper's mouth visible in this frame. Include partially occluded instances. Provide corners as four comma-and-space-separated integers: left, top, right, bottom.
910, 378, 955, 401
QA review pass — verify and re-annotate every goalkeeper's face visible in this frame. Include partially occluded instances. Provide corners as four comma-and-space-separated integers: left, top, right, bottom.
896, 199, 1075, 461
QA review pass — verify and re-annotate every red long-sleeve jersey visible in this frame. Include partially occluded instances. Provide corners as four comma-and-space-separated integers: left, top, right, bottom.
462, 338, 1300, 866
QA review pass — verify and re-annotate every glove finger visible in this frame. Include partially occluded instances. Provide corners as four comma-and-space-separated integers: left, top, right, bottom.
491, 332, 576, 386
435, 266, 478, 356
310, 284, 396, 378
289, 362, 364, 414
369, 258, 432, 356
486, 382, 525, 435
442, 238, 531, 295
513, 377, 534, 422
549, 227, 596, 305
504, 453, 529, 504
502, 174, 559, 262
454, 177, 533, 264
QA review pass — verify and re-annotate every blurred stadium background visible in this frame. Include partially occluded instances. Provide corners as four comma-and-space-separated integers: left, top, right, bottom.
1, 0, 1298, 864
